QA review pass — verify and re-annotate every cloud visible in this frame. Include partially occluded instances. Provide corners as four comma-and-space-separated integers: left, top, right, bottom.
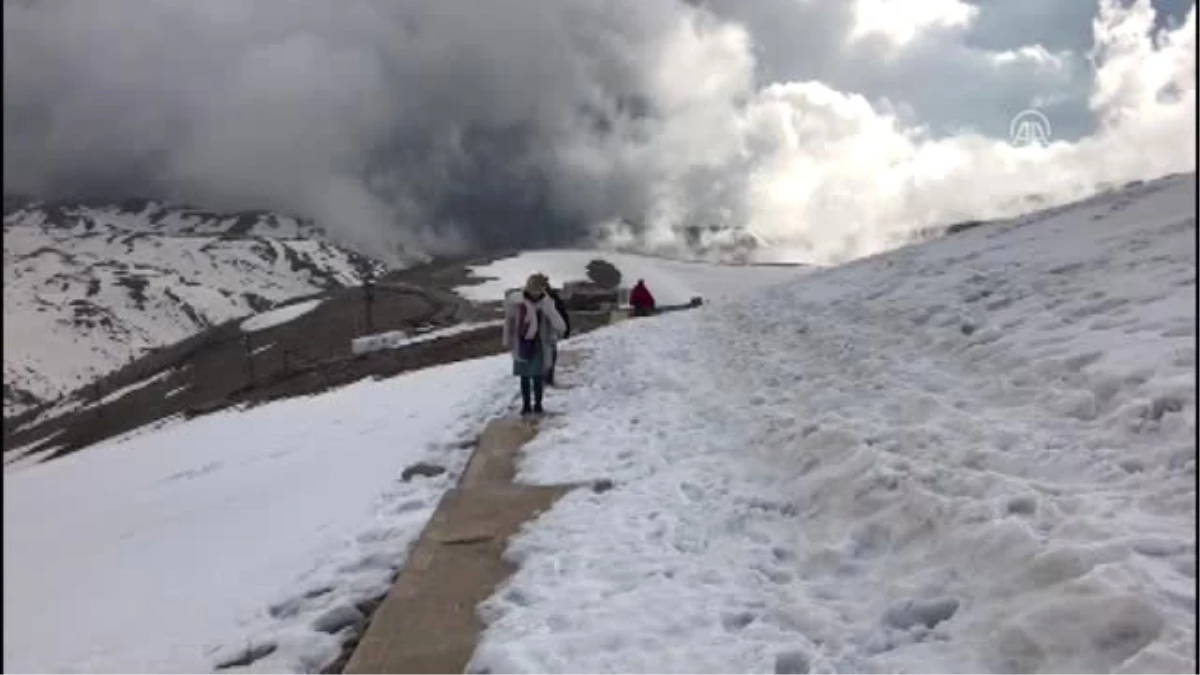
848, 0, 979, 48
563, 0, 1196, 263
3, 0, 1195, 265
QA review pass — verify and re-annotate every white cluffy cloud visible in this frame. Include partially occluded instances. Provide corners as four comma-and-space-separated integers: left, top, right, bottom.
596, 0, 1196, 263
849, 0, 980, 48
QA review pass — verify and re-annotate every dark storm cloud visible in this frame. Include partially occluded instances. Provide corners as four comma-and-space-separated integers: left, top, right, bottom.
3, 0, 677, 258
3, 0, 1195, 265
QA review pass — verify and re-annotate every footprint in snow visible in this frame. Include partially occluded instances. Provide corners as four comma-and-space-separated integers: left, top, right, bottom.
336, 551, 397, 574
679, 481, 705, 502
356, 525, 407, 545
311, 603, 364, 634
721, 610, 757, 632
266, 585, 334, 619
213, 641, 277, 670
166, 461, 223, 482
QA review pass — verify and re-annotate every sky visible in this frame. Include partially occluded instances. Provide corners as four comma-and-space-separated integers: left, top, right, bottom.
3, 0, 1196, 264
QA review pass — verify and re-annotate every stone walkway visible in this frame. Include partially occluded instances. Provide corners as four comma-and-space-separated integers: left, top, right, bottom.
343, 351, 590, 674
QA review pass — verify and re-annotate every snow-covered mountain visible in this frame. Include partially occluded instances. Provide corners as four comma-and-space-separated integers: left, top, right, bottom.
3, 198, 387, 417
6, 172, 1195, 673
3, 173, 1194, 673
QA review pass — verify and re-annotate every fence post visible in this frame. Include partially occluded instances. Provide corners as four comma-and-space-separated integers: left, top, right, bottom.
93, 381, 103, 421
243, 334, 255, 386
364, 274, 376, 336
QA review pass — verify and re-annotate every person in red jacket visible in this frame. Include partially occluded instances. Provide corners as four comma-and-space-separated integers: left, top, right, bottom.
629, 279, 657, 317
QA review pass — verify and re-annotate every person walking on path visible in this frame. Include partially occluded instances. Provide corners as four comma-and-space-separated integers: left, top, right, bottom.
629, 278, 657, 317
544, 277, 571, 387
503, 274, 566, 415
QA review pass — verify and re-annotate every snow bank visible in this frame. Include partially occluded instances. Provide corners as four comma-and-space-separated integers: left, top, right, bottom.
471, 173, 1197, 673
240, 299, 322, 333
3, 354, 515, 673
350, 321, 504, 356
2, 445, 63, 473
3, 431, 65, 473
457, 250, 805, 305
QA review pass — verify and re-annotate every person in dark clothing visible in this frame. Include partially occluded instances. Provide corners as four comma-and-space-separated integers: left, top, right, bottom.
544, 279, 571, 387
629, 278, 657, 317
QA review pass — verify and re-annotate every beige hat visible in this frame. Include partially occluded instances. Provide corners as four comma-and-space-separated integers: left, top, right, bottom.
524, 274, 546, 294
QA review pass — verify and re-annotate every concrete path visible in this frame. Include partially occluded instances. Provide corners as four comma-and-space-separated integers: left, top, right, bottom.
343, 352, 588, 674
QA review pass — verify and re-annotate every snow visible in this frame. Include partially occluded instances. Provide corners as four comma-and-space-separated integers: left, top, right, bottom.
470, 173, 1197, 673
3, 354, 516, 673
350, 321, 505, 355
3, 202, 383, 415
94, 369, 174, 407
252, 343, 276, 356
13, 394, 85, 433
3, 431, 65, 473
11, 371, 175, 435
4, 173, 1194, 674
240, 299, 323, 333
2, 445, 63, 473
457, 250, 806, 305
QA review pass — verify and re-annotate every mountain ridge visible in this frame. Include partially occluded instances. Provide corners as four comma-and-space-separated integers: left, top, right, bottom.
3, 198, 388, 416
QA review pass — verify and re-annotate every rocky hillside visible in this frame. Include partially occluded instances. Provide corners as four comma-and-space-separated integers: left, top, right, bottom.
3, 198, 387, 416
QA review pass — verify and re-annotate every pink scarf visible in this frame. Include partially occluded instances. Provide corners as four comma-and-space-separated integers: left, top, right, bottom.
517, 298, 540, 341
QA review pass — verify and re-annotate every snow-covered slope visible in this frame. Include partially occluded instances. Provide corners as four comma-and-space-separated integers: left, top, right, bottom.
2, 173, 1193, 674
471, 172, 1197, 673
3, 199, 386, 416
3, 354, 517, 673
457, 249, 806, 305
